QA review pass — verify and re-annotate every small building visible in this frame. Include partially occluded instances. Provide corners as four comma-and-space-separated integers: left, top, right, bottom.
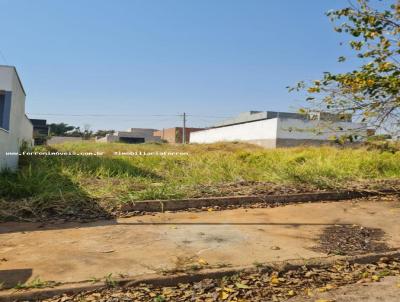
96, 128, 161, 144
0, 65, 33, 171
190, 111, 366, 148
30, 119, 49, 145
153, 127, 204, 143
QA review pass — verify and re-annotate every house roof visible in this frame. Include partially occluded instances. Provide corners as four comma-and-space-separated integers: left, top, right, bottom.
0, 65, 27, 96
30, 119, 47, 126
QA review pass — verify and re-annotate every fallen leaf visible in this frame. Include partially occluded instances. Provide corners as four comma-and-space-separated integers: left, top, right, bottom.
220, 291, 229, 300
371, 275, 381, 282
162, 288, 172, 295
198, 258, 208, 265
235, 282, 251, 289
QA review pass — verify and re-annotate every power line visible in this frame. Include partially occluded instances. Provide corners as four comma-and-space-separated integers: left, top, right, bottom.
27, 113, 233, 118
27, 113, 182, 117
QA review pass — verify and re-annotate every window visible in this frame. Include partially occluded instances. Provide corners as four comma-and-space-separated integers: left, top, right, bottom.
0, 91, 11, 131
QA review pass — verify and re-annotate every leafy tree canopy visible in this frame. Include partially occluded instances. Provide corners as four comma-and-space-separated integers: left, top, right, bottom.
290, 0, 400, 138
48, 123, 75, 136
94, 129, 115, 138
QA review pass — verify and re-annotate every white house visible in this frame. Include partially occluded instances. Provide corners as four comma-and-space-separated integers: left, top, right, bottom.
190, 111, 366, 148
0, 66, 33, 171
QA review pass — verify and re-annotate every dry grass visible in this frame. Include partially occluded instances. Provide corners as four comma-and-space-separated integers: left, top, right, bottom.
0, 141, 399, 221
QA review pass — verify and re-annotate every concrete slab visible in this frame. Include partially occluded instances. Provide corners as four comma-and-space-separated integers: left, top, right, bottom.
0, 198, 399, 287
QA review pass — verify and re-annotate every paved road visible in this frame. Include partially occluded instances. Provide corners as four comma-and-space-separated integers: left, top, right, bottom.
0, 198, 399, 287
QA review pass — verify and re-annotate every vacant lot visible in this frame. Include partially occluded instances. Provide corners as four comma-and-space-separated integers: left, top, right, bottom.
0, 142, 399, 221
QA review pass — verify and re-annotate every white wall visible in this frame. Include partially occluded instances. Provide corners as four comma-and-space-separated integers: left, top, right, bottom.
0, 66, 33, 171
190, 118, 278, 143
190, 117, 366, 148
20, 115, 34, 145
277, 118, 366, 140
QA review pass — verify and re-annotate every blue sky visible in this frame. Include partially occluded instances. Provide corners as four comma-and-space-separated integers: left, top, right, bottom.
0, 0, 356, 131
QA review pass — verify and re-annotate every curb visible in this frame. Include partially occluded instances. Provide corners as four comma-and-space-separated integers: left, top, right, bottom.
120, 190, 395, 212
1, 250, 399, 301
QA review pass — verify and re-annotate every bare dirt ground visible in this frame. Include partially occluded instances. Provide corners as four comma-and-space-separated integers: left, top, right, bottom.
0, 196, 399, 291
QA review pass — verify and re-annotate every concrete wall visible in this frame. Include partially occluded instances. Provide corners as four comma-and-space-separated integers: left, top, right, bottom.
20, 115, 34, 144
126, 128, 158, 135
190, 117, 366, 148
277, 118, 366, 142
0, 66, 33, 171
190, 118, 279, 147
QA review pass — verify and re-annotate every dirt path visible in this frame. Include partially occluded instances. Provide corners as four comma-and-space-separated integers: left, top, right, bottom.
0, 197, 399, 288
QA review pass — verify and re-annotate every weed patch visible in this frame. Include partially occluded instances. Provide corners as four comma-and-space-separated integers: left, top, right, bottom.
0, 142, 399, 221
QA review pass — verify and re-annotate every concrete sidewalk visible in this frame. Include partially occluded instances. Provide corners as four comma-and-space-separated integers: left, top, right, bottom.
0, 198, 399, 287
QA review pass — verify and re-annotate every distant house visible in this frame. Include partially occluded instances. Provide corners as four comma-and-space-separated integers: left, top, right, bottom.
96, 128, 161, 144
30, 119, 49, 145
0, 66, 33, 171
190, 111, 366, 148
153, 127, 204, 143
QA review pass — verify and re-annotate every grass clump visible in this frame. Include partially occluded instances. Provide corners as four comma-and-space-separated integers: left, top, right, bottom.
14, 277, 59, 290
0, 141, 399, 221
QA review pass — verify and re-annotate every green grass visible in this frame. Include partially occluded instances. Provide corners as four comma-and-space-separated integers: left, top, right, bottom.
13, 277, 59, 290
0, 141, 399, 221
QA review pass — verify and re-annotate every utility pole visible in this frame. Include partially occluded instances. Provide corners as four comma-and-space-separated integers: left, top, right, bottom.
182, 112, 186, 144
